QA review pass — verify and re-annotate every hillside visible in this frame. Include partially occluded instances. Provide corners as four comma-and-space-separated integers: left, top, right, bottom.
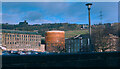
65, 30, 88, 38
2, 23, 88, 37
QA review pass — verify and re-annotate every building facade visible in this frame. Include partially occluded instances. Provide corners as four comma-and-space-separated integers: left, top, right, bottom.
65, 34, 89, 53
2, 29, 43, 51
81, 24, 89, 29
0, 48, 2, 55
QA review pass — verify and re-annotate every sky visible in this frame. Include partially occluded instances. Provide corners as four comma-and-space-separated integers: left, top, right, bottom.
118, 2, 120, 23
2, 2, 118, 25
2, 0, 120, 2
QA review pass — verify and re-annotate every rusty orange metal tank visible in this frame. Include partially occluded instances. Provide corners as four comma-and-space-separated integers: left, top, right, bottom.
45, 30, 65, 52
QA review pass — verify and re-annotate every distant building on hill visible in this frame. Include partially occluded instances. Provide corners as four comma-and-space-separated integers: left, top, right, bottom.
65, 34, 90, 53
19, 20, 28, 26
2, 29, 44, 52
104, 23, 112, 28
81, 24, 89, 29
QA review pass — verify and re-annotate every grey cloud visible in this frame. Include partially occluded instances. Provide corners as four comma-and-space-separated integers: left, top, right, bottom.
23, 11, 42, 21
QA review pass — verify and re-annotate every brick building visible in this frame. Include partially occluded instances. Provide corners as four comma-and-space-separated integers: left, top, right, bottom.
2, 29, 43, 51
0, 48, 2, 55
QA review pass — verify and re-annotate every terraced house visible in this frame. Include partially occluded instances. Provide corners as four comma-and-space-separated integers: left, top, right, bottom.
2, 29, 44, 52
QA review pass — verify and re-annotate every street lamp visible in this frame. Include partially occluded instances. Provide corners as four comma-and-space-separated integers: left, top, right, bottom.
86, 3, 92, 36
86, 3, 92, 52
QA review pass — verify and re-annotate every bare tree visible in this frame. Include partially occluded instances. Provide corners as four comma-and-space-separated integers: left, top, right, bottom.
91, 25, 119, 52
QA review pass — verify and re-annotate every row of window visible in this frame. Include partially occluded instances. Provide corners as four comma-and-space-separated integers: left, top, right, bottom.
5, 37, 40, 41
68, 48, 80, 53
66, 39, 80, 43
5, 35, 19, 37
5, 34, 40, 38
6, 41, 40, 45
7, 46, 39, 48
66, 39, 89, 45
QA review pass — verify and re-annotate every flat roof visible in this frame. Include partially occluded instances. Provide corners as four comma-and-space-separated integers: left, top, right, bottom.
2, 29, 41, 35
46, 30, 65, 32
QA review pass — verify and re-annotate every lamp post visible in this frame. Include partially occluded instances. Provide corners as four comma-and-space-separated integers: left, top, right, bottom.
86, 3, 92, 52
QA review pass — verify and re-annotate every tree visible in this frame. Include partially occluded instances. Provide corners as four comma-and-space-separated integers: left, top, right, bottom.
91, 25, 119, 52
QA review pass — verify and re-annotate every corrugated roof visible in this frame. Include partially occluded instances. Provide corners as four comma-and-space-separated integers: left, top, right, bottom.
66, 34, 89, 40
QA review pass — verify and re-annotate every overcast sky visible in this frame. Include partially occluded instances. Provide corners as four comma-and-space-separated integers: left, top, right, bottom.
2, 2, 118, 25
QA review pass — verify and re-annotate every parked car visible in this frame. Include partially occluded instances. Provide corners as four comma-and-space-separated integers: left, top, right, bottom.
2, 52, 10, 55
11, 51, 18, 54
19, 51, 26, 55
31, 51, 38, 55
26, 51, 32, 55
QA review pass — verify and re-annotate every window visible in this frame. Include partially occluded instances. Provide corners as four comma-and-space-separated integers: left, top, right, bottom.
39, 43, 41, 46
5, 34, 7, 37
18, 35, 19, 37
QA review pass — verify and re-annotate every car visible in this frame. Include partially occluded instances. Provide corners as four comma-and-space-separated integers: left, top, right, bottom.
26, 51, 32, 55
31, 51, 38, 55
2, 52, 10, 55
11, 51, 18, 54
19, 51, 26, 55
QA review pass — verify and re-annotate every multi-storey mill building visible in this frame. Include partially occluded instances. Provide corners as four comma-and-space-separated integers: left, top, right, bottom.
2, 29, 44, 51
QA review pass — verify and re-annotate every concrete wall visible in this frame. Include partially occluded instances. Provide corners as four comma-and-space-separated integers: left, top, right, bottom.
2, 52, 120, 68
